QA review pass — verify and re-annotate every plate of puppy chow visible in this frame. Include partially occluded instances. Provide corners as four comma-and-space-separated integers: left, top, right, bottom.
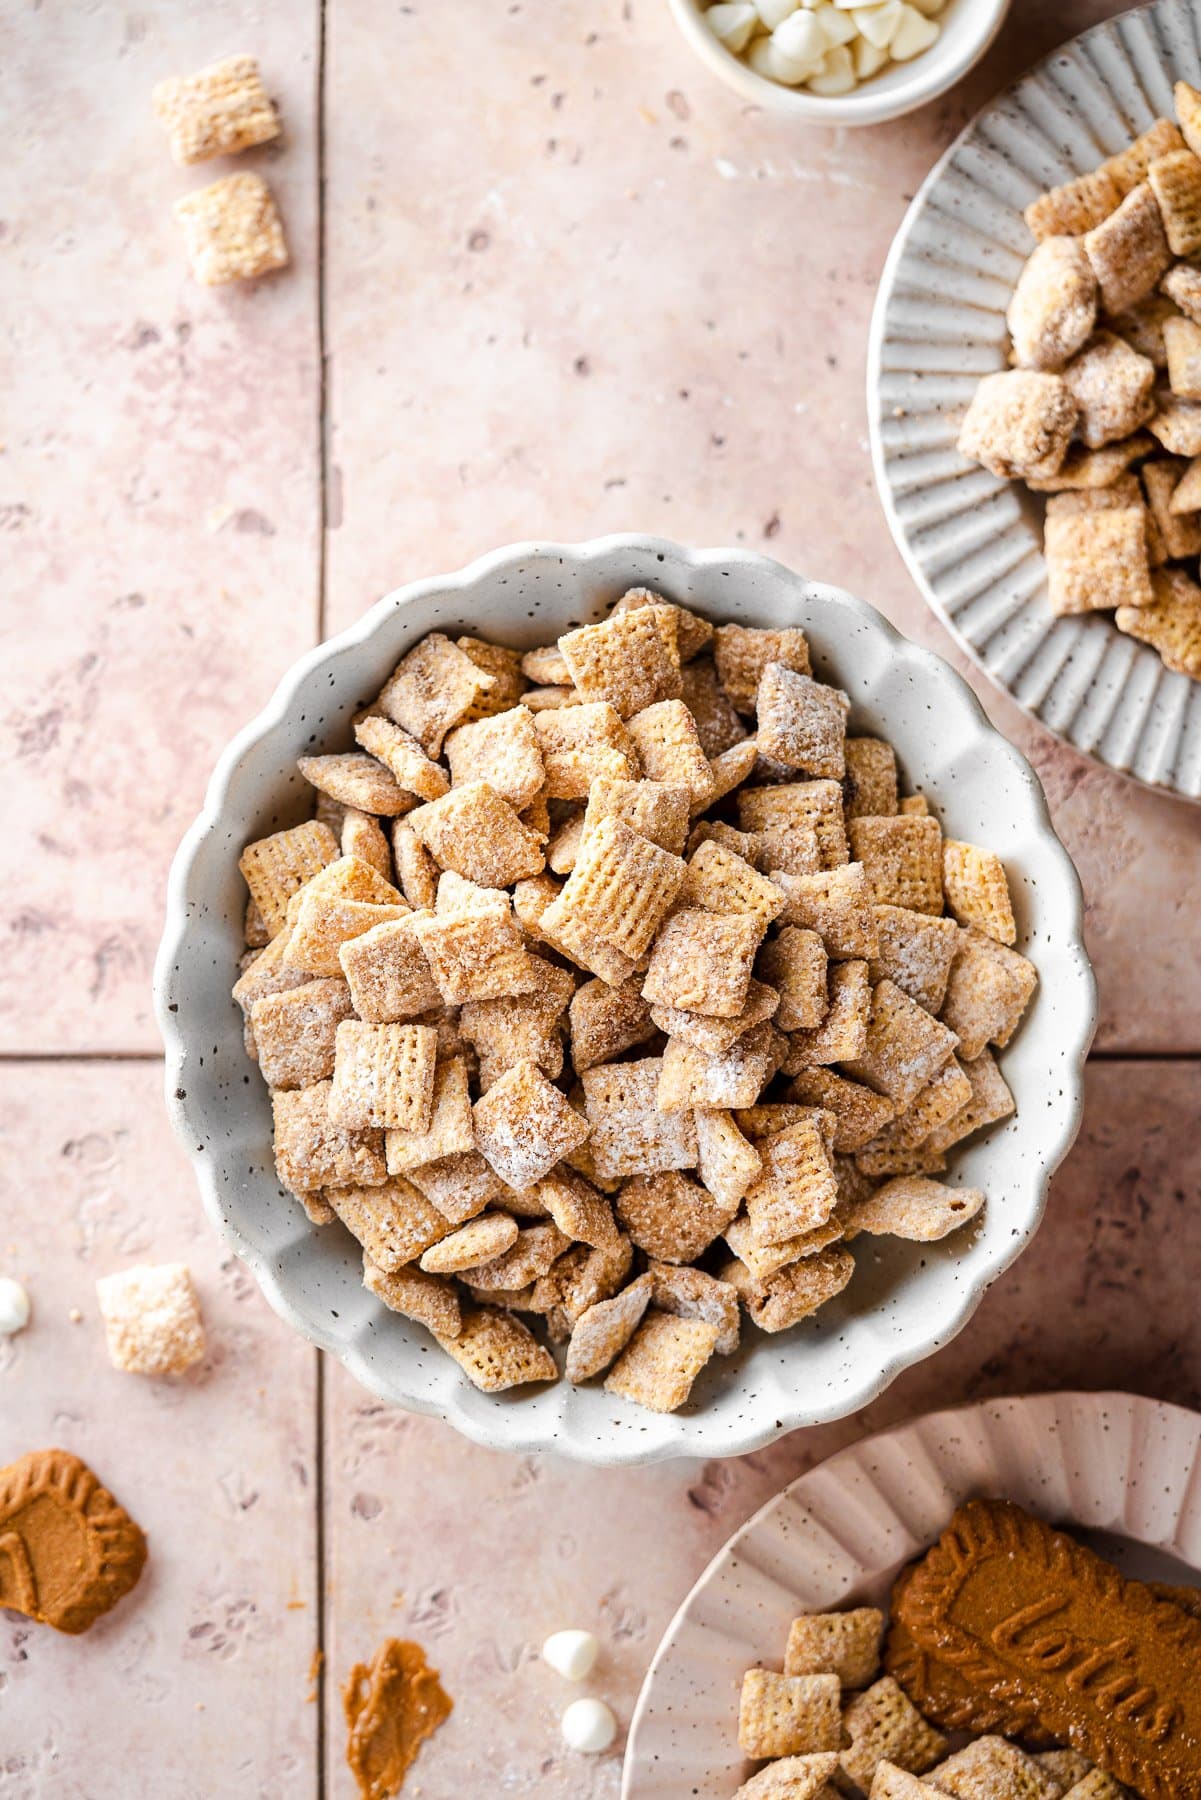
156, 536, 1094, 1464
870, 0, 1201, 799
622, 1390, 1201, 1797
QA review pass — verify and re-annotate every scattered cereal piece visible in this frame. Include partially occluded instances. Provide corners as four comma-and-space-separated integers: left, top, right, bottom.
678, 838, 787, 929
956, 370, 1077, 481
610, 586, 714, 660
740, 779, 849, 869
785, 1607, 884, 1686
339, 916, 441, 1022
1165, 314, 1201, 399
1026, 432, 1156, 490
1104, 118, 1185, 196
173, 172, 288, 286
569, 975, 656, 1074
743, 1114, 839, 1245
341, 809, 392, 879
1046, 499, 1155, 616
758, 926, 828, 1030
438, 1308, 558, 1391
656, 1027, 779, 1112
1147, 391, 1201, 455
96, 1263, 205, 1376
407, 1150, 507, 1226
604, 1312, 721, 1413
384, 1055, 474, 1173
773, 863, 879, 960
738, 1669, 843, 1760
328, 1020, 437, 1133
391, 820, 440, 909
843, 1175, 984, 1242
582, 776, 691, 857
406, 782, 545, 889
756, 665, 850, 780
153, 54, 280, 165
443, 706, 546, 811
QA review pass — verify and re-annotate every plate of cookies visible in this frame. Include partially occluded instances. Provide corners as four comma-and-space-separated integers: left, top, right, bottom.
870, 0, 1201, 799
156, 535, 1093, 1465
622, 1389, 1201, 1798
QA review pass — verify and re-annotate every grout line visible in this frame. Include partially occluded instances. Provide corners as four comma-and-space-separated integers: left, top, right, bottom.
315, 1349, 328, 1800
315, 6, 330, 1798
0, 1050, 165, 1064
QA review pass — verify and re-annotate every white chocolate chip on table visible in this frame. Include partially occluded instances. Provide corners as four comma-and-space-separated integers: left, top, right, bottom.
542, 1629, 600, 1681
561, 1696, 618, 1754
705, 0, 946, 94
0, 1277, 31, 1336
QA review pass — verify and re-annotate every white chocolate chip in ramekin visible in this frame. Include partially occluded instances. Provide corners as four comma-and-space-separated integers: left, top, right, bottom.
808, 43, 856, 93
705, 2, 759, 51
890, 0, 940, 58
852, 1, 903, 48
756, 0, 799, 26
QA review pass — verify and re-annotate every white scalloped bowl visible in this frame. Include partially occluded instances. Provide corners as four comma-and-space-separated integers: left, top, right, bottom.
154, 536, 1095, 1466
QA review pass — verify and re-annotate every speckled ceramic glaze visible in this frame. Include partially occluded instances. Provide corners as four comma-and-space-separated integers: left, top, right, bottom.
154, 536, 1095, 1466
869, 0, 1201, 800
622, 1390, 1201, 1796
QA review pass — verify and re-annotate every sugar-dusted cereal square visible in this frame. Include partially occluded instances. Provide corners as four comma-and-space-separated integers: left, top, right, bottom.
695, 1108, 761, 1209
452, 635, 525, 717
406, 782, 545, 888
723, 1209, 842, 1280
521, 644, 570, 684
617, 1167, 739, 1262
1164, 313, 1201, 400
732, 1755, 842, 1800
443, 705, 545, 811
843, 738, 899, 819
849, 815, 943, 915
1103, 117, 1186, 194
391, 820, 440, 909
232, 930, 312, 1044
473, 1059, 590, 1189
1084, 182, 1171, 315
96, 1262, 205, 1376
461, 960, 572, 1087
1147, 392, 1201, 455
439, 1308, 558, 1391
1006, 235, 1098, 371
722, 1244, 854, 1331
868, 904, 959, 1014
840, 1677, 948, 1792
559, 606, 683, 717
609, 586, 713, 660
583, 776, 691, 856
785, 1607, 884, 1686
534, 701, 640, 799
740, 780, 849, 870
956, 369, 1077, 481
406, 1149, 506, 1225
250, 978, 354, 1090
709, 737, 759, 804
1142, 459, 1201, 560
940, 927, 1037, 1059
456, 1219, 570, 1291
678, 838, 787, 930
1028, 435, 1155, 492
715, 624, 812, 715
649, 978, 779, 1056
755, 665, 850, 781
363, 1256, 461, 1338
646, 1261, 740, 1354
548, 815, 686, 961
537, 1168, 620, 1250
581, 1057, 698, 1179
845, 978, 958, 1109
384, 1054, 475, 1174
1062, 331, 1156, 447
923, 1049, 1014, 1154
788, 1067, 898, 1152
375, 632, 496, 756
419, 1211, 519, 1274
643, 908, 763, 1018
927, 1737, 1061, 1800
536, 899, 640, 988
843, 1174, 984, 1242
1025, 168, 1122, 241
656, 1028, 777, 1114
341, 810, 392, 880
743, 1114, 839, 1244
680, 657, 749, 756
738, 1669, 842, 1760
530, 1233, 634, 1336
757, 925, 827, 1031
784, 959, 871, 1069
1116, 564, 1201, 675
340, 915, 441, 1021
568, 974, 655, 1074
564, 1273, 652, 1383
298, 752, 414, 818
354, 714, 450, 803
329, 1020, 437, 1132
326, 1175, 452, 1269
153, 53, 280, 164
604, 1311, 720, 1413
774, 863, 879, 960
174, 172, 288, 285
858, 1057, 971, 1160
288, 852, 401, 919
625, 699, 715, 810
941, 841, 1016, 945
272, 1081, 387, 1193
1149, 146, 1201, 256
239, 818, 340, 938
290, 893, 409, 978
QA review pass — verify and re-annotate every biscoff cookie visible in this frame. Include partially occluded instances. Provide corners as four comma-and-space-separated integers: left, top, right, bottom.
0, 1449, 148, 1633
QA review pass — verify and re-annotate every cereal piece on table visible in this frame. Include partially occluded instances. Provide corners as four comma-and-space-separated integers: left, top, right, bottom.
868, 905, 959, 1014
412, 905, 539, 1005
1061, 332, 1155, 446
656, 1028, 778, 1113
1149, 147, 1201, 256
298, 752, 414, 818
844, 738, 899, 819
849, 816, 943, 915
681, 657, 748, 755
1115, 564, 1201, 674
714, 624, 811, 714
646, 1262, 740, 1354
722, 1244, 854, 1330
384, 1054, 475, 1173
928, 1737, 1062, 1800
455, 636, 525, 717
564, 1274, 653, 1382
733, 1754, 842, 1800
755, 665, 850, 781
341, 810, 392, 879
534, 702, 639, 798
740, 779, 849, 869
773, 864, 879, 960
96, 1264, 205, 1376
788, 1067, 898, 1152
419, 1212, 519, 1274
786, 1607, 884, 1685
406, 1149, 506, 1224
546, 815, 685, 961
521, 644, 571, 685
1006, 235, 1098, 371
758, 926, 828, 1031
580, 1057, 697, 1178
458, 1221, 571, 1291
922, 1050, 1014, 1154
941, 841, 1016, 946
1141, 458, 1201, 559
956, 370, 1077, 481
738, 1669, 843, 1760
617, 1169, 740, 1262
609, 586, 714, 660
651, 978, 779, 1055
375, 633, 496, 756
1025, 168, 1122, 241
363, 1256, 461, 1338
940, 928, 1037, 1058
785, 960, 871, 1068
643, 909, 763, 1018
695, 1108, 761, 1208
1165, 313, 1201, 400
568, 975, 655, 1074
173, 172, 288, 285
1044, 504, 1153, 616
723, 1211, 843, 1280
250, 978, 354, 1090
406, 782, 545, 887
744, 1115, 839, 1244
536, 1168, 619, 1249
438, 1309, 558, 1391
1147, 392, 1201, 454
559, 606, 683, 716
845, 978, 959, 1109
604, 1312, 721, 1413
153, 54, 279, 164
678, 839, 787, 928
1103, 117, 1185, 194
290, 892, 408, 979
443, 705, 545, 811
391, 820, 440, 910
273, 1082, 387, 1193
329, 1020, 437, 1133
239, 819, 340, 937
326, 1176, 452, 1269
843, 1175, 984, 1241
473, 1060, 590, 1189
625, 699, 715, 810
1170, 451, 1201, 512
339, 916, 441, 1022
354, 714, 450, 802
1083, 183, 1171, 314
583, 776, 691, 855
841, 1678, 948, 1793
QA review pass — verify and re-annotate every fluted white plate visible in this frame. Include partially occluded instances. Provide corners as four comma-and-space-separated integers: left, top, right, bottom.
623, 1391, 1201, 1796
869, 0, 1201, 801
155, 537, 1093, 1466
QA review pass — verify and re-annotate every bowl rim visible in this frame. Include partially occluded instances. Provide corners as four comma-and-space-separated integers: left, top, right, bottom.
154, 533, 1096, 1465
664, 0, 1012, 127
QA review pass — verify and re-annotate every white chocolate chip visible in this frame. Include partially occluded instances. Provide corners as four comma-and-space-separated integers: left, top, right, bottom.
853, 33, 889, 77
815, 4, 856, 43
771, 10, 827, 73
561, 1697, 617, 1754
748, 34, 810, 82
755, 0, 799, 26
0, 1277, 31, 1336
807, 42, 856, 93
852, 0, 903, 47
716, 0, 938, 90
705, 2, 759, 52
889, 0, 940, 58
542, 1629, 600, 1682
908, 0, 945, 13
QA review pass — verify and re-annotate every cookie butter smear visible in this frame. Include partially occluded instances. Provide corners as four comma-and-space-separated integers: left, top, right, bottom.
343, 1639, 452, 1797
